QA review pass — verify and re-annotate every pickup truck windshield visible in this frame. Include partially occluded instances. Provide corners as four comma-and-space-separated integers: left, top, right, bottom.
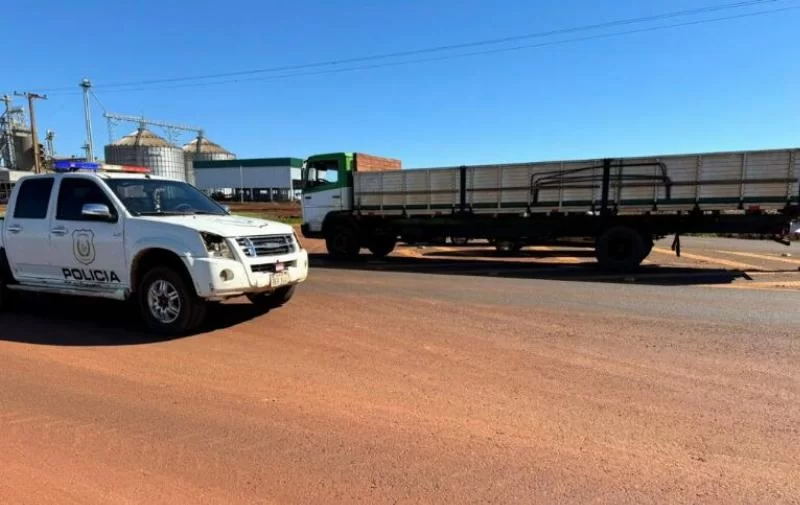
104, 178, 227, 216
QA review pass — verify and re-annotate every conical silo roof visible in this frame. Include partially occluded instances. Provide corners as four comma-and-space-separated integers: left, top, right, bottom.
112, 128, 172, 147
183, 136, 233, 155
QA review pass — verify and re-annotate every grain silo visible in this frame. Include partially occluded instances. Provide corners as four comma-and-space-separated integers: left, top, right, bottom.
104, 127, 186, 181
183, 135, 235, 186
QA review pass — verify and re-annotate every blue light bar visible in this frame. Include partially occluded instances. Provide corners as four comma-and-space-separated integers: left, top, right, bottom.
53, 160, 102, 171
51, 161, 151, 174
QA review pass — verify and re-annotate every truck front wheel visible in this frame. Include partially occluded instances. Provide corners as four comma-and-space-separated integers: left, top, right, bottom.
326, 225, 360, 260
595, 226, 646, 271
138, 267, 206, 336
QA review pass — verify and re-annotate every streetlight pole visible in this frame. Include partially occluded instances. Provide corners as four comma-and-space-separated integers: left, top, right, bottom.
80, 79, 94, 161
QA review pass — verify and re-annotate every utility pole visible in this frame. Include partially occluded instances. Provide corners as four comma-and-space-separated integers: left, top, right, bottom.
14, 91, 47, 173
80, 79, 94, 161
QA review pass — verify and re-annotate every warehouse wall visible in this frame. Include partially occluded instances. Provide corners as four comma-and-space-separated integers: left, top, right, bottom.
194, 165, 302, 202
194, 165, 293, 189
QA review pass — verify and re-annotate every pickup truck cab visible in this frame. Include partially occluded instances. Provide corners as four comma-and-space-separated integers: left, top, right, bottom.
0, 162, 309, 335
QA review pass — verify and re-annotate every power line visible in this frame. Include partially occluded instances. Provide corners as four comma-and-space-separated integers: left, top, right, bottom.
30, 0, 789, 94
44, 3, 799, 97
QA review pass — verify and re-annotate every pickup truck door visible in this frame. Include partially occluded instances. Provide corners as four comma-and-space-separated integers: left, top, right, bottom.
3, 176, 57, 282
49, 177, 128, 290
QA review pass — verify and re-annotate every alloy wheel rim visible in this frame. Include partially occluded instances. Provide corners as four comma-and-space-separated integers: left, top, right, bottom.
147, 279, 181, 324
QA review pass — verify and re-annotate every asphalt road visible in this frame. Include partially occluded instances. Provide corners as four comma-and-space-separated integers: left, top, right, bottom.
1, 238, 799, 504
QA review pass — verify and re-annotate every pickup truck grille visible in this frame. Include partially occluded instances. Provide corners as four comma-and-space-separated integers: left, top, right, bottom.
236, 234, 296, 257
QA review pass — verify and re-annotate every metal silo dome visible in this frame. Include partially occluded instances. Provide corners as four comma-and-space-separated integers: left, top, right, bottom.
182, 136, 235, 185
104, 127, 187, 181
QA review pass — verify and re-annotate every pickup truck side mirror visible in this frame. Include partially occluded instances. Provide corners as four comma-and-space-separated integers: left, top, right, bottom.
81, 203, 115, 221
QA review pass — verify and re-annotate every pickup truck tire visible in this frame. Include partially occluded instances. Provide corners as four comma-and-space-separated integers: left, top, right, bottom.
0, 277, 8, 312
138, 267, 207, 336
247, 284, 296, 311
595, 226, 646, 272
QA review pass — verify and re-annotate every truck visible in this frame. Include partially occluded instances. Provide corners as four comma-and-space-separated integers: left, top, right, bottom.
300, 148, 800, 270
0, 161, 309, 335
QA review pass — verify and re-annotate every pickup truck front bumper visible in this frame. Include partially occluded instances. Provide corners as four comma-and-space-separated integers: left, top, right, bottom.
189, 249, 309, 300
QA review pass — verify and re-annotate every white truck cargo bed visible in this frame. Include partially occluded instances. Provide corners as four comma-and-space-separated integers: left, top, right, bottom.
354, 148, 799, 215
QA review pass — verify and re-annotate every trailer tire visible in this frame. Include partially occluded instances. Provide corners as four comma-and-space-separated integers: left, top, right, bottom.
368, 235, 397, 258
326, 225, 360, 260
595, 226, 646, 271
495, 240, 523, 256
641, 234, 654, 260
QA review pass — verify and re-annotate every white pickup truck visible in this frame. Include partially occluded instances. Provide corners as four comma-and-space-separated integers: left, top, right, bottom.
0, 163, 309, 335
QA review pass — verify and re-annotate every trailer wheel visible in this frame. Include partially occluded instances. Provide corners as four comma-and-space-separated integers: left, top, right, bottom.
641, 234, 654, 260
368, 234, 397, 258
495, 240, 523, 255
326, 225, 361, 260
595, 226, 646, 271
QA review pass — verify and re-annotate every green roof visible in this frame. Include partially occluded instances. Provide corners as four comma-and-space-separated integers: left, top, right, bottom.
193, 157, 303, 169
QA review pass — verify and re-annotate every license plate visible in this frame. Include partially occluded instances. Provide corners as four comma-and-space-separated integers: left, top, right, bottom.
270, 272, 290, 288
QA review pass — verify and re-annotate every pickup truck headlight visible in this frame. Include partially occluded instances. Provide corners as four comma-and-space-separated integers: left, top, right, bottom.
201, 232, 234, 259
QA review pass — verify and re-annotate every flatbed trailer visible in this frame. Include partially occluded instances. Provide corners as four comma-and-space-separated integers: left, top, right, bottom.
300, 148, 800, 270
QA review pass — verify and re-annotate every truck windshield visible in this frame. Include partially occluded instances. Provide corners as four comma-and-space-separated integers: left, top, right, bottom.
104, 178, 228, 216
302, 160, 339, 189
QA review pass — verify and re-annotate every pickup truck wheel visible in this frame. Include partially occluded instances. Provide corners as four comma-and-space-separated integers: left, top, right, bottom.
326, 225, 360, 260
0, 278, 8, 312
247, 285, 296, 311
595, 226, 646, 272
138, 267, 206, 336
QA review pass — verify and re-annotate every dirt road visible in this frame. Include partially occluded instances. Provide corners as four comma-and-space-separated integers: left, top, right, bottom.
1, 247, 799, 504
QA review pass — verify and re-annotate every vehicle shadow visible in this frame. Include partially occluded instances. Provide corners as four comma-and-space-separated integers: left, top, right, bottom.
307, 246, 786, 286
0, 293, 267, 347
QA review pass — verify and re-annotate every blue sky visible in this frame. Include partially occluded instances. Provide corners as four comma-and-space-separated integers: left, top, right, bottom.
2, 0, 799, 168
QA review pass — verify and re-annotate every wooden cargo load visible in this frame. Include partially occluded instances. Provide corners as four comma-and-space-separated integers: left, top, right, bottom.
354, 152, 402, 172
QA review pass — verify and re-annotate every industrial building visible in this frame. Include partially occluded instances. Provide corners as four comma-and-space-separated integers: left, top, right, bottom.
0, 169, 27, 202
193, 157, 303, 202
1, 96, 35, 172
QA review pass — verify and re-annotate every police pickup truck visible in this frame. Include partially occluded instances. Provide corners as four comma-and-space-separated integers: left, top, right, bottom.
0, 162, 308, 335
